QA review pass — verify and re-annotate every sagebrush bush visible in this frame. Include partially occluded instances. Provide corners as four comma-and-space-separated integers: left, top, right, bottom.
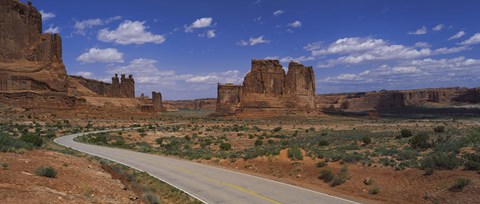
316, 161, 327, 168
287, 147, 303, 161
0, 134, 31, 152
421, 152, 461, 171
369, 187, 380, 195
254, 139, 263, 146
449, 177, 471, 192
409, 133, 430, 149
434, 126, 445, 133
143, 193, 160, 204
401, 129, 413, 138
35, 166, 57, 178
330, 164, 350, 187
318, 169, 334, 182
219, 143, 232, 151
361, 135, 372, 145
318, 140, 329, 146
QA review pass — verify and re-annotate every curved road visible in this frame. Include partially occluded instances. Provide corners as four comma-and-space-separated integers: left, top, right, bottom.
54, 129, 359, 204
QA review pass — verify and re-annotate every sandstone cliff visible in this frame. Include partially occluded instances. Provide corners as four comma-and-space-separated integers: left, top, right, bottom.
216, 60, 316, 115
69, 74, 135, 98
0, 0, 80, 108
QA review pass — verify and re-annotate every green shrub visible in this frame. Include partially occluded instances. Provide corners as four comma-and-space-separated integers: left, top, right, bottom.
409, 133, 430, 149
316, 161, 327, 168
421, 152, 461, 171
369, 187, 380, 195
331, 164, 350, 187
287, 147, 303, 161
401, 129, 413, 138
318, 169, 334, 182
364, 177, 374, 185
434, 126, 445, 133
449, 178, 471, 192
255, 139, 263, 146
219, 143, 232, 151
0, 134, 31, 152
20, 134, 43, 147
143, 192, 160, 204
35, 166, 57, 178
361, 135, 372, 145
318, 140, 329, 146
463, 154, 480, 171
273, 127, 282, 133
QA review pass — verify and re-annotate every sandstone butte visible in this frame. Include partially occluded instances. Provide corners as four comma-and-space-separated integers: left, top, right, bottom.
216, 59, 316, 116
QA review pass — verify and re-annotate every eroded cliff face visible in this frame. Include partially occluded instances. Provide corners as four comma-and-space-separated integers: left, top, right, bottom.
0, 0, 67, 93
69, 74, 135, 98
316, 87, 480, 112
0, 0, 80, 108
216, 60, 316, 115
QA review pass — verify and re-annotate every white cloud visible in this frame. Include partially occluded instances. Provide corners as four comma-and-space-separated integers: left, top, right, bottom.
449, 31, 465, 40
312, 37, 468, 67
238, 36, 270, 46
460, 33, 480, 45
206, 30, 216, 38
432, 24, 445, 31
320, 56, 480, 88
186, 70, 242, 84
432, 46, 469, 55
287, 20, 302, 28
312, 37, 386, 56
303, 42, 322, 51
279, 56, 315, 63
75, 18, 103, 35
414, 42, 430, 48
74, 71, 93, 78
40, 10, 55, 21
273, 10, 285, 16
44, 25, 60, 33
76, 48, 124, 63
74, 16, 121, 35
98, 20, 165, 45
408, 26, 427, 35
184, 17, 213, 32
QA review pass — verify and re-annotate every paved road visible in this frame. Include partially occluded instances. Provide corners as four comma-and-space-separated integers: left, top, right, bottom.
54, 129, 359, 204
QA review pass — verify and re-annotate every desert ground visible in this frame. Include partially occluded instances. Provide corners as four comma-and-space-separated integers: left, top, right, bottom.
2, 103, 479, 204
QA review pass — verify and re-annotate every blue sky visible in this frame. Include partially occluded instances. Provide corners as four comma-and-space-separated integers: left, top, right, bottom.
29, 0, 480, 99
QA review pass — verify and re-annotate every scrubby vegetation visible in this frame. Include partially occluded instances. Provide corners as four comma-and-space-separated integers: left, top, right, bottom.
35, 166, 57, 178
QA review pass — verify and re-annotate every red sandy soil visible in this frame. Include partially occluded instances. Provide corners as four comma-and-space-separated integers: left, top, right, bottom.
204, 149, 480, 204
0, 150, 142, 204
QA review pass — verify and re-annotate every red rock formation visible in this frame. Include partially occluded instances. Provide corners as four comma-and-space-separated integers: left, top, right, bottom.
316, 87, 480, 112
216, 60, 316, 115
165, 98, 217, 111
69, 74, 135, 98
0, 0, 81, 108
152, 91, 164, 112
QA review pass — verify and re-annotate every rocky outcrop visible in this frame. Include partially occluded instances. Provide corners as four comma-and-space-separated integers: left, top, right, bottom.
0, 0, 79, 108
316, 87, 480, 112
165, 98, 217, 111
69, 74, 135, 98
216, 60, 316, 115
152, 91, 164, 112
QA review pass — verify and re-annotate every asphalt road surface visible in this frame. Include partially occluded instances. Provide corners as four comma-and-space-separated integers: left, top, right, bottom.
54, 129, 359, 204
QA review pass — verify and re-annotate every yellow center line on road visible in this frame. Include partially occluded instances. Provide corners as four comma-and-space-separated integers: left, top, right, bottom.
174, 166, 282, 204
